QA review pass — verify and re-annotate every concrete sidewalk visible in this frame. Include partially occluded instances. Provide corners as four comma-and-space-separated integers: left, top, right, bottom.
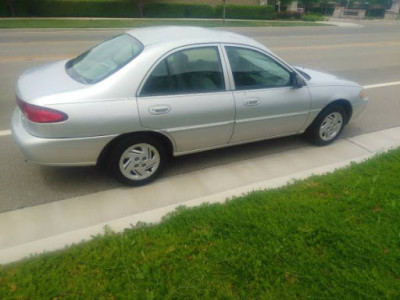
317, 20, 364, 27
1, 126, 400, 264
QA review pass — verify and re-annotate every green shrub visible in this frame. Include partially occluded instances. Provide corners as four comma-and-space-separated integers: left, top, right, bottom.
215, 4, 275, 20
302, 12, 325, 22
143, 3, 186, 18
185, 4, 215, 18
274, 11, 302, 20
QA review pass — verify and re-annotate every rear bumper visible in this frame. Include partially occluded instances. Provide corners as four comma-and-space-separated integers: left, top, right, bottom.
11, 108, 117, 166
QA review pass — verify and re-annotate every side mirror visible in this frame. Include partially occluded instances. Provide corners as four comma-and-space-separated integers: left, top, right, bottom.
290, 72, 305, 88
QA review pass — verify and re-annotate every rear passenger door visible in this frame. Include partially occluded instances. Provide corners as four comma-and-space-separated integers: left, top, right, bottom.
137, 45, 235, 154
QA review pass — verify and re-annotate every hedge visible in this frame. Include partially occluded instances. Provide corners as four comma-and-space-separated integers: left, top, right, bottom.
185, 4, 215, 18
143, 3, 186, 18
215, 4, 275, 20
0, 2, 6, 17
274, 11, 302, 19
32, 0, 139, 18
1, 0, 30, 17
1, 1, 275, 20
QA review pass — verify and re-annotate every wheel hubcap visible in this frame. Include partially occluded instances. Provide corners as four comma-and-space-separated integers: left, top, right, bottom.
319, 112, 343, 141
119, 143, 160, 180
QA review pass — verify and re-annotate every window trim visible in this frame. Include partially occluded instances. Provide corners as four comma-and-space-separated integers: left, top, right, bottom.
137, 44, 230, 98
221, 44, 302, 91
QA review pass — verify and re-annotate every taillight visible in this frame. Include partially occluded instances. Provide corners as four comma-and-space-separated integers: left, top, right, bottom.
17, 98, 68, 123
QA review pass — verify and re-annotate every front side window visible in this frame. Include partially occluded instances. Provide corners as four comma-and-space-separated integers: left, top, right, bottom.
226, 46, 291, 90
66, 34, 143, 84
141, 46, 225, 96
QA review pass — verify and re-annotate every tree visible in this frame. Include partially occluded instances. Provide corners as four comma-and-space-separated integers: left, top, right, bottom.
279, 0, 298, 11
134, 0, 147, 18
222, 0, 226, 23
6, 0, 16, 16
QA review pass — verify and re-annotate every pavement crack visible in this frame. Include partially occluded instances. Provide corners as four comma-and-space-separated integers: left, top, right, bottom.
345, 138, 373, 154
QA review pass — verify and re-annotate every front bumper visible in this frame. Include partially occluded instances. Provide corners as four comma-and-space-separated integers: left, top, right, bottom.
351, 96, 368, 120
11, 108, 117, 166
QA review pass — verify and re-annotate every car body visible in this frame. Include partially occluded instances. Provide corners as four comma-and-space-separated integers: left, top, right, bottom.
11, 26, 368, 185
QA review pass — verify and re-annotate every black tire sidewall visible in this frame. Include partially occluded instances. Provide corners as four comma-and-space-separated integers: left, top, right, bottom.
306, 105, 347, 146
108, 136, 166, 186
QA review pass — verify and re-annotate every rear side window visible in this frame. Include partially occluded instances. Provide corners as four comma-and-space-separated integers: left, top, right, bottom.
66, 34, 143, 84
140, 46, 225, 96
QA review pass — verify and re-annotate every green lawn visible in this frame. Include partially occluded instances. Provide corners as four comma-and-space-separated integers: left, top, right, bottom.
0, 18, 328, 28
1, 148, 399, 299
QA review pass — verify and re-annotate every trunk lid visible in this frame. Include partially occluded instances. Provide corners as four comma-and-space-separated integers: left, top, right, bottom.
16, 60, 85, 104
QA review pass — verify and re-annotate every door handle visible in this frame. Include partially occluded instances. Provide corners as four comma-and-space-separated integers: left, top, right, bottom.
244, 98, 261, 106
149, 105, 171, 115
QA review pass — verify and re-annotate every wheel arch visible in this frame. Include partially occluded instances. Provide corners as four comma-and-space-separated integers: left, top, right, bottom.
304, 99, 350, 146
305, 98, 352, 134
323, 99, 353, 124
97, 131, 175, 167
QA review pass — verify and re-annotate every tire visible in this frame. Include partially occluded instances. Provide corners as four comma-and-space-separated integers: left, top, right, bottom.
108, 136, 166, 186
305, 105, 347, 146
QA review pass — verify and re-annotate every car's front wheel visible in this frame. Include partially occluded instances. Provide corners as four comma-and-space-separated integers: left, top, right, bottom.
306, 105, 347, 146
108, 136, 166, 186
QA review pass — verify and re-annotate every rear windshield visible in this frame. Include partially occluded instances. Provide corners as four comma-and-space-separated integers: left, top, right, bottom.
66, 34, 143, 84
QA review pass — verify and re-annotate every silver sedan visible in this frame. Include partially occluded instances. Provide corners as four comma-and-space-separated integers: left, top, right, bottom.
11, 26, 368, 185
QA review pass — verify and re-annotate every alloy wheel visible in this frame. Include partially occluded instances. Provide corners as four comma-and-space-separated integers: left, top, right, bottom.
319, 112, 343, 141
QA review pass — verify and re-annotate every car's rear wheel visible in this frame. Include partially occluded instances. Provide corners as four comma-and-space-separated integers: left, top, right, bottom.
108, 136, 166, 186
306, 105, 347, 146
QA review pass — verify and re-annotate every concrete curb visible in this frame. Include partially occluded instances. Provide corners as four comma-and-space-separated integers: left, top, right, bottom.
1, 126, 400, 264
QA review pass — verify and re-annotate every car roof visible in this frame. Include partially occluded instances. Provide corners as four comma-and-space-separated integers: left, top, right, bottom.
126, 26, 267, 50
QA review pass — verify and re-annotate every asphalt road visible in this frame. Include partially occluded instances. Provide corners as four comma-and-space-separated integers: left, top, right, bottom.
0, 21, 399, 213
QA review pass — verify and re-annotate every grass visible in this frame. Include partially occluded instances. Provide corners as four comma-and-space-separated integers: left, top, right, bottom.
1, 148, 400, 299
0, 18, 328, 28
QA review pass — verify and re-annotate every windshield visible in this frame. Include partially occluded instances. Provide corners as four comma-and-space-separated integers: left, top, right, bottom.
66, 34, 143, 84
